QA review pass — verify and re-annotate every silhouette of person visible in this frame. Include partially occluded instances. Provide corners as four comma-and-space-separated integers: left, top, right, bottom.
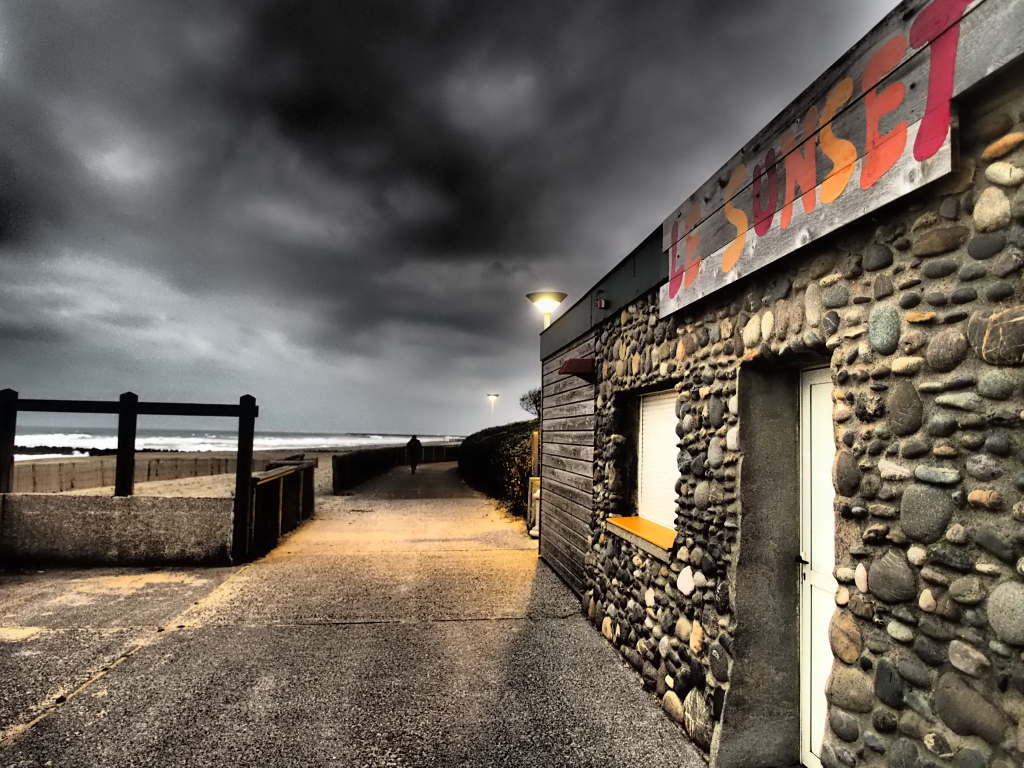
406, 435, 423, 474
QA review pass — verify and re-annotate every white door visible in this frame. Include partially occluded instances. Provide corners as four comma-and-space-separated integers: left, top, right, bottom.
638, 390, 679, 529
799, 368, 837, 768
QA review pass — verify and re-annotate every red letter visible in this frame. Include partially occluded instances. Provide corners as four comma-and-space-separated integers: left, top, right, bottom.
780, 106, 818, 230
910, 0, 972, 160
752, 148, 778, 237
667, 205, 702, 296
861, 35, 908, 189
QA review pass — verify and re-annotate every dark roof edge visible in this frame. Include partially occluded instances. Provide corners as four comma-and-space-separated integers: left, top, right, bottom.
540, 227, 665, 360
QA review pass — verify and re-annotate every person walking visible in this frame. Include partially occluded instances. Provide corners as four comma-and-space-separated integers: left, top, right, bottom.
406, 435, 423, 474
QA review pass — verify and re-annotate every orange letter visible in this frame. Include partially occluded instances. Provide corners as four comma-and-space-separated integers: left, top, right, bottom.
819, 78, 856, 204
861, 35, 908, 189
780, 105, 818, 229
722, 164, 747, 273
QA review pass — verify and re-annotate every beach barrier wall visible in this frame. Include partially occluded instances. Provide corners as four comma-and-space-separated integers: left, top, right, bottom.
0, 457, 317, 566
10, 456, 274, 494
0, 494, 234, 565
332, 443, 461, 494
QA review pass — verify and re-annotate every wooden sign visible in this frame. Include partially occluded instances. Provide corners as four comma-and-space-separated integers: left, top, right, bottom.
659, 0, 1024, 318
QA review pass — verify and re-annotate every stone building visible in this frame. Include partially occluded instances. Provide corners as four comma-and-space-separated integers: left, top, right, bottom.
537, 1, 1024, 766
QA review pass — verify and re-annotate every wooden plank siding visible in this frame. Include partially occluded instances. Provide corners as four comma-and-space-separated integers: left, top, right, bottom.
542, 538, 585, 595
543, 376, 594, 398
543, 385, 597, 409
544, 507, 591, 540
542, 430, 594, 446
539, 331, 596, 594
544, 513, 590, 552
543, 442, 594, 462
542, 400, 595, 419
542, 465, 592, 493
543, 451, 594, 471
544, 476, 593, 508
542, 415, 595, 433
543, 490, 592, 525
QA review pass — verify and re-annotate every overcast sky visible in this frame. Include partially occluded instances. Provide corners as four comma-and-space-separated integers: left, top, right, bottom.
0, 0, 901, 435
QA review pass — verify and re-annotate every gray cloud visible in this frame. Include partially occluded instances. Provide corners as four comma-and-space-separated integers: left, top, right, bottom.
0, 0, 900, 433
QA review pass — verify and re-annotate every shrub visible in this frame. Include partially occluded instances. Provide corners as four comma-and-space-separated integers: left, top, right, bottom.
458, 419, 537, 515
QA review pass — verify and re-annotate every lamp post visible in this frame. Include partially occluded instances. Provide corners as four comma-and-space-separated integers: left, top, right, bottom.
524, 291, 565, 542
526, 291, 568, 329
487, 393, 499, 425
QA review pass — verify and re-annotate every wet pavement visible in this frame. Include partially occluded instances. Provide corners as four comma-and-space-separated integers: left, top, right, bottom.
0, 462, 703, 767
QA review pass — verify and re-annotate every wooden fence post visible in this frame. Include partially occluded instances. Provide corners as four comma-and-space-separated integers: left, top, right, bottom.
232, 395, 257, 561
0, 389, 18, 494
530, 430, 540, 477
114, 391, 138, 497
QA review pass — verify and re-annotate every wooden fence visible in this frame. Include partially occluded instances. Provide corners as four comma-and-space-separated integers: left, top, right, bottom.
332, 443, 461, 493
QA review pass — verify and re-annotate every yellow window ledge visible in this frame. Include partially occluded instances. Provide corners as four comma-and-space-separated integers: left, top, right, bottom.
605, 516, 677, 557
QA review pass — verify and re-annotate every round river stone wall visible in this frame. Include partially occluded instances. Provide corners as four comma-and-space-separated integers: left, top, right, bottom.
579, 94, 1024, 767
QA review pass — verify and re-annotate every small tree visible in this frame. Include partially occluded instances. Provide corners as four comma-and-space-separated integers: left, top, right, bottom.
519, 387, 542, 417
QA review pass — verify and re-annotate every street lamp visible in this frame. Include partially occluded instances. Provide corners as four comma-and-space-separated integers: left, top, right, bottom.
487, 393, 499, 425
526, 291, 568, 329
524, 292, 565, 544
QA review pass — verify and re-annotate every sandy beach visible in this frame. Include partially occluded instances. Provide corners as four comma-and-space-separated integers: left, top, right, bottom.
58, 451, 337, 498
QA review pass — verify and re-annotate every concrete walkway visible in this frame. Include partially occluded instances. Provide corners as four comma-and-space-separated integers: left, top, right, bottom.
0, 463, 704, 767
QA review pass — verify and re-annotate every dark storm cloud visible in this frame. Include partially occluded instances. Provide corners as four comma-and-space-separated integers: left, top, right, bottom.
0, 0, 899, 433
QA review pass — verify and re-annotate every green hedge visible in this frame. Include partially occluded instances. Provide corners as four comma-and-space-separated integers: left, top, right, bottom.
458, 419, 537, 515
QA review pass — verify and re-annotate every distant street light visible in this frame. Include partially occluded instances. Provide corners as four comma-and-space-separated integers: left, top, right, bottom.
487, 393, 499, 425
526, 291, 568, 329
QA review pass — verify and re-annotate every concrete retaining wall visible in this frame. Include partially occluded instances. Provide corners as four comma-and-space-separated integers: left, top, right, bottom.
0, 494, 233, 565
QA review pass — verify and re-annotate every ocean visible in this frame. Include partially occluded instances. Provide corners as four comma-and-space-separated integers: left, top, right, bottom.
13, 426, 459, 462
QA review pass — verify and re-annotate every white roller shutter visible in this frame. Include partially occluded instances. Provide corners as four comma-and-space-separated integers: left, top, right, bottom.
638, 390, 679, 529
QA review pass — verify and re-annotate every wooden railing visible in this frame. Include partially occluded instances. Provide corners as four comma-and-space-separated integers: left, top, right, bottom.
242, 458, 316, 560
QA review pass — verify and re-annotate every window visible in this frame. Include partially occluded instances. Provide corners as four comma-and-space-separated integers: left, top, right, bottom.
637, 390, 679, 529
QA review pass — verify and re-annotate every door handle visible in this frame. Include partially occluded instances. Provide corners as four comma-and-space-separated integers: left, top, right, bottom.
795, 554, 809, 565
